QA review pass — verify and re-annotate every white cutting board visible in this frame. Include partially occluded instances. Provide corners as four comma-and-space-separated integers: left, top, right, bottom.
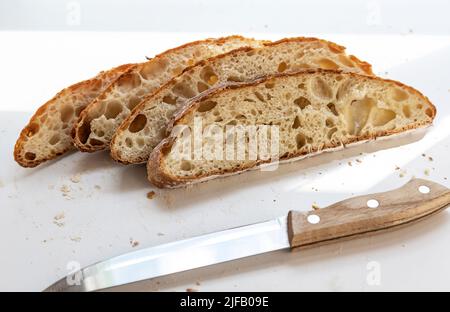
1, 30, 450, 292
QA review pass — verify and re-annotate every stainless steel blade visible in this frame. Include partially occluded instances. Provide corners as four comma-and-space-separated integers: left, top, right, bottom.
44, 216, 289, 292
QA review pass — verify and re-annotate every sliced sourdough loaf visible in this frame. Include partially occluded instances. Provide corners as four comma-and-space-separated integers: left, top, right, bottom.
14, 63, 134, 168
73, 36, 264, 153
111, 37, 373, 165
148, 70, 436, 188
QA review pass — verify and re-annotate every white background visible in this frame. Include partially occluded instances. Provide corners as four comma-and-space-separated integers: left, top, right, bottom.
0, 0, 450, 291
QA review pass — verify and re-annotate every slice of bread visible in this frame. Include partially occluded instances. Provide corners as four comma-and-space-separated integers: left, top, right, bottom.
14, 63, 134, 168
111, 37, 373, 165
73, 36, 265, 153
148, 70, 436, 188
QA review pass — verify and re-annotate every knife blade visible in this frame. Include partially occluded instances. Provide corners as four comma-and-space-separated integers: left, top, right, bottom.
44, 178, 450, 292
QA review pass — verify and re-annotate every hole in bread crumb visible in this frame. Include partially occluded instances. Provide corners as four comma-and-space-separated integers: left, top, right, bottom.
402, 105, 411, 118
425, 108, 433, 118
75, 106, 84, 117
294, 97, 311, 110
298, 83, 306, 90
78, 121, 91, 144
162, 95, 177, 105
89, 138, 103, 146
327, 103, 339, 116
127, 96, 141, 110
129, 114, 147, 133
292, 116, 301, 129
338, 55, 355, 67
118, 73, 141, 92
125, 137, 133, 148
325, 118, 334, 127
172, 82, 196, 98
296, 133, 306, 149
392, 88, 409, 102
197, 82, 209, 93
197, 101, 217, 113
417, 104, 423, 109
327, 127, 337, 139
26, 123, 40, 137
371, 108, 396, 126
97, 130, 105, 137
25, 152, 36, 161
105, 100, 123, 119
227, 120, 237, 126
316, 58, 339, 70
180, 160, 192, 171
60, 105, 74, 123
140, 58, 169, 79
346, 96, 376, 135
208, 75, 218, 85
49, 134, 60, 145
254, 91, 266, 102
277, 62, 288, 72
200, 66, 218, 85
312, 77, 333, 100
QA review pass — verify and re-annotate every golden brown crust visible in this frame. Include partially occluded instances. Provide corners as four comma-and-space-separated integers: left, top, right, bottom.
112, 37, 375, 164
75, 35, 263, 153
148, 69, 436, 188
14, 63, 135, 167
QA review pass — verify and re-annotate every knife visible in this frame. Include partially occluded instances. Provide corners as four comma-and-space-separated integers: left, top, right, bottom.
44, 178, 450, 292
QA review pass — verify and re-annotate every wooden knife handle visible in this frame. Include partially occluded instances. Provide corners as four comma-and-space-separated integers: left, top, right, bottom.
288, 178, 450, 248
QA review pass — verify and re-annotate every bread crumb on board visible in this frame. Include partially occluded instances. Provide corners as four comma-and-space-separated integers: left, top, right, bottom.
53, 212, 65, 227
60, 184, 72, 199
347, 161, 352, 167
70, 174, 81, 183
53, 220, 65, 227
146, 191, 156, 199
186, 288, 198, 292
54, 212, 65, 220
70, 237, 81, 242
424, 169, 430, 176
94, 185, 101, 190
0, 179, 4, 188
129, 238, 139, 248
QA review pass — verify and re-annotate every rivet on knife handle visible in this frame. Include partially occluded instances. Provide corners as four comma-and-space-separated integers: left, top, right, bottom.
287, 178, 450, 248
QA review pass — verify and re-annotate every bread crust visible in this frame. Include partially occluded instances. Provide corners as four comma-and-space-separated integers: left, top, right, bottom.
14, 63, 135, 168
74, 35, 264, 153
111, 37, 374, 164
147, 69, 436, 188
